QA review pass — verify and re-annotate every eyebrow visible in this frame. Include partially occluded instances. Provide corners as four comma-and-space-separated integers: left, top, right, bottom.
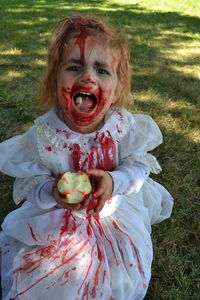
62, 59, 110, 69
62, 59, 82, 66
94, 61, 109, 68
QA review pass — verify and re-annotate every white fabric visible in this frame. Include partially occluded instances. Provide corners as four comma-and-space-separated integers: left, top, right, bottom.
13, 175, 52, 205
0, 107, 173, 300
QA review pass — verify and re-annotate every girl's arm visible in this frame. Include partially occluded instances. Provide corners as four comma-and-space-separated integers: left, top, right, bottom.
0, 127, 56, 209
85, 162, 149, 215
108, 161, 150, 196
84, 114, 163, 215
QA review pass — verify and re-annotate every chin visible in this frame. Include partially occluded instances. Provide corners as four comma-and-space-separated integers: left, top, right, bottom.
68, 117, 100, 133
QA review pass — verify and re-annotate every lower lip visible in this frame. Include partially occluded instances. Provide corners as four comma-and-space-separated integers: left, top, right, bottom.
72, 101, 98, 118
71, 107, 98, 126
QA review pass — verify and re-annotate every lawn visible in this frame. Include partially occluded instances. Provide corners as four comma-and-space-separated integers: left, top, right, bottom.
0, 0, 200, 299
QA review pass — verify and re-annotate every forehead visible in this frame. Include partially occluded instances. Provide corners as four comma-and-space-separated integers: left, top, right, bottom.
63, 33, 118, 65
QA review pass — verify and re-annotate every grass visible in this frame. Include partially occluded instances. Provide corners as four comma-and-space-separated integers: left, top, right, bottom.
0, 0, 200, 299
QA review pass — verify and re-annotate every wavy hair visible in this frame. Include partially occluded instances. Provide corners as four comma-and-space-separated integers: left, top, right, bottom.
40, 15, 132, 109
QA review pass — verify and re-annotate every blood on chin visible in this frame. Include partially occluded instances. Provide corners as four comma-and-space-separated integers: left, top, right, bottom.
61, 109, 104, 133
71, 112, 99, 127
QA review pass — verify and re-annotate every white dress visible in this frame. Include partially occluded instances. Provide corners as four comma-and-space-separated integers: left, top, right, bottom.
0, 107, 173, 300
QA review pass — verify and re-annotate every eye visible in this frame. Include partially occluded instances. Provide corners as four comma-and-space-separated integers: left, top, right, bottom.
65, 65, 81, 72
96, 68, 110, 75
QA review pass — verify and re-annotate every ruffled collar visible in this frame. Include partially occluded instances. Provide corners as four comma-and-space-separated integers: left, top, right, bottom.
35, 107, 131, 149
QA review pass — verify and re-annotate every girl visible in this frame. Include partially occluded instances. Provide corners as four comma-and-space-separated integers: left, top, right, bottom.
0, 15, 173, 300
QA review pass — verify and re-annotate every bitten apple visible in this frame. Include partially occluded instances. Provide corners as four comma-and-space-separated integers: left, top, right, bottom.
57, 171, 92, 204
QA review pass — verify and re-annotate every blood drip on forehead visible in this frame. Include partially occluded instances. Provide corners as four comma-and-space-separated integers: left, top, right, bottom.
73, 29, 101, 64
68, 17, 113, 64
74, 30, 90, 64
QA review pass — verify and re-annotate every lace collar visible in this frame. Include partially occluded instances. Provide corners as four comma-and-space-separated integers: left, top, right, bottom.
35, 107, 131, 149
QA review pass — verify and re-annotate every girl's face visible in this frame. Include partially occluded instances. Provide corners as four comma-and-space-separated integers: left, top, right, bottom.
57, 33, 118, 133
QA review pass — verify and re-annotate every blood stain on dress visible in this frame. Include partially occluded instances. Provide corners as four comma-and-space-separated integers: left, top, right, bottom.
116, 124, 122, 133
45, 146, 52, 152
112, 220, 145, 280
58, 266, 77, 286
12, 238, 90, 299
77, 245, 95, 295
28, 224, 38, 242
63, 130, 73, 139
71, 130, 115, 172
117, 112, 123, 121
91, 243, 104, 297
95, 218, 119, 266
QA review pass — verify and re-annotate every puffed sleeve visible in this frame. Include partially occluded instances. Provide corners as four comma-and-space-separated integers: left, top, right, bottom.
0, 127, 53, 205
109, 114, 163, 195
119, 114, 163, 173
0, 127, 51, 178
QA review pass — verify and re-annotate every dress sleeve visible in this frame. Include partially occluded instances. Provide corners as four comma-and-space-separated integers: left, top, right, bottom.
0, 127, 53, 205
120, 114, 163, 174
0, 127, 51, 178
109, 114, 163, 195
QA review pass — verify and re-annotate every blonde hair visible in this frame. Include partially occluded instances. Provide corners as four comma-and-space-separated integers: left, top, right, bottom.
40, 15, 132, 109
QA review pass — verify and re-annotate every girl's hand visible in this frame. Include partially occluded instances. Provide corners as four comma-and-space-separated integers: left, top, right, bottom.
51, 174, 91, 211
86, 169, 114, 215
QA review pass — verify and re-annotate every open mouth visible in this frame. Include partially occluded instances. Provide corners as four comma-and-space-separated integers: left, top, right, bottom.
73, 91, 97, 113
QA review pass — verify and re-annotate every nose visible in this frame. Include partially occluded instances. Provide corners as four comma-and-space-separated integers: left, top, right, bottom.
80, 69, 97, 85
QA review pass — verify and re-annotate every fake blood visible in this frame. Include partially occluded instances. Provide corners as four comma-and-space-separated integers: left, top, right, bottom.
14, 243, 88, 299
78, 245, 95, 294
56, 127, 73, 139
70, 131, 115, 211
87, 198, 98, 211
58, 267, 76, 286
45, 146, 52, 152
12, 238, 89, 299
28, 224, 38, 242
112, 220, 145, 279
99, 131, 116, 171
96, 218, 119, 266
91, 244, 104, 297
71, 143, 82, 172
75, 31, 89, 64
71, 130, 115, 172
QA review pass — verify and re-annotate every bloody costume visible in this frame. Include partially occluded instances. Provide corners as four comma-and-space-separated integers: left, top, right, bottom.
0, 107, 173, 300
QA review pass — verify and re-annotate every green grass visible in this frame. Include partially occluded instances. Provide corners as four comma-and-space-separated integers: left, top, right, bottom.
0, 0, 200, 299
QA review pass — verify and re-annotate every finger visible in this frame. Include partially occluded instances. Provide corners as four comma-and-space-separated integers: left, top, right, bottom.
56, 197, 81, 210
93, 186, 105, 198
87, 197, 98, 211
86, 169, 104, 178
78, 195, 91, 210
94, 203, 104, 213
94, 195, 107, 213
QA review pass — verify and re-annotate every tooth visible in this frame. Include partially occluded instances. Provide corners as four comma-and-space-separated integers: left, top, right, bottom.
75, 96, 82, 105
82, 92, 91, 96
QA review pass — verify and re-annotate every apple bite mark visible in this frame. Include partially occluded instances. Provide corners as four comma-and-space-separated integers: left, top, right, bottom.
57, 171, 92, 204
